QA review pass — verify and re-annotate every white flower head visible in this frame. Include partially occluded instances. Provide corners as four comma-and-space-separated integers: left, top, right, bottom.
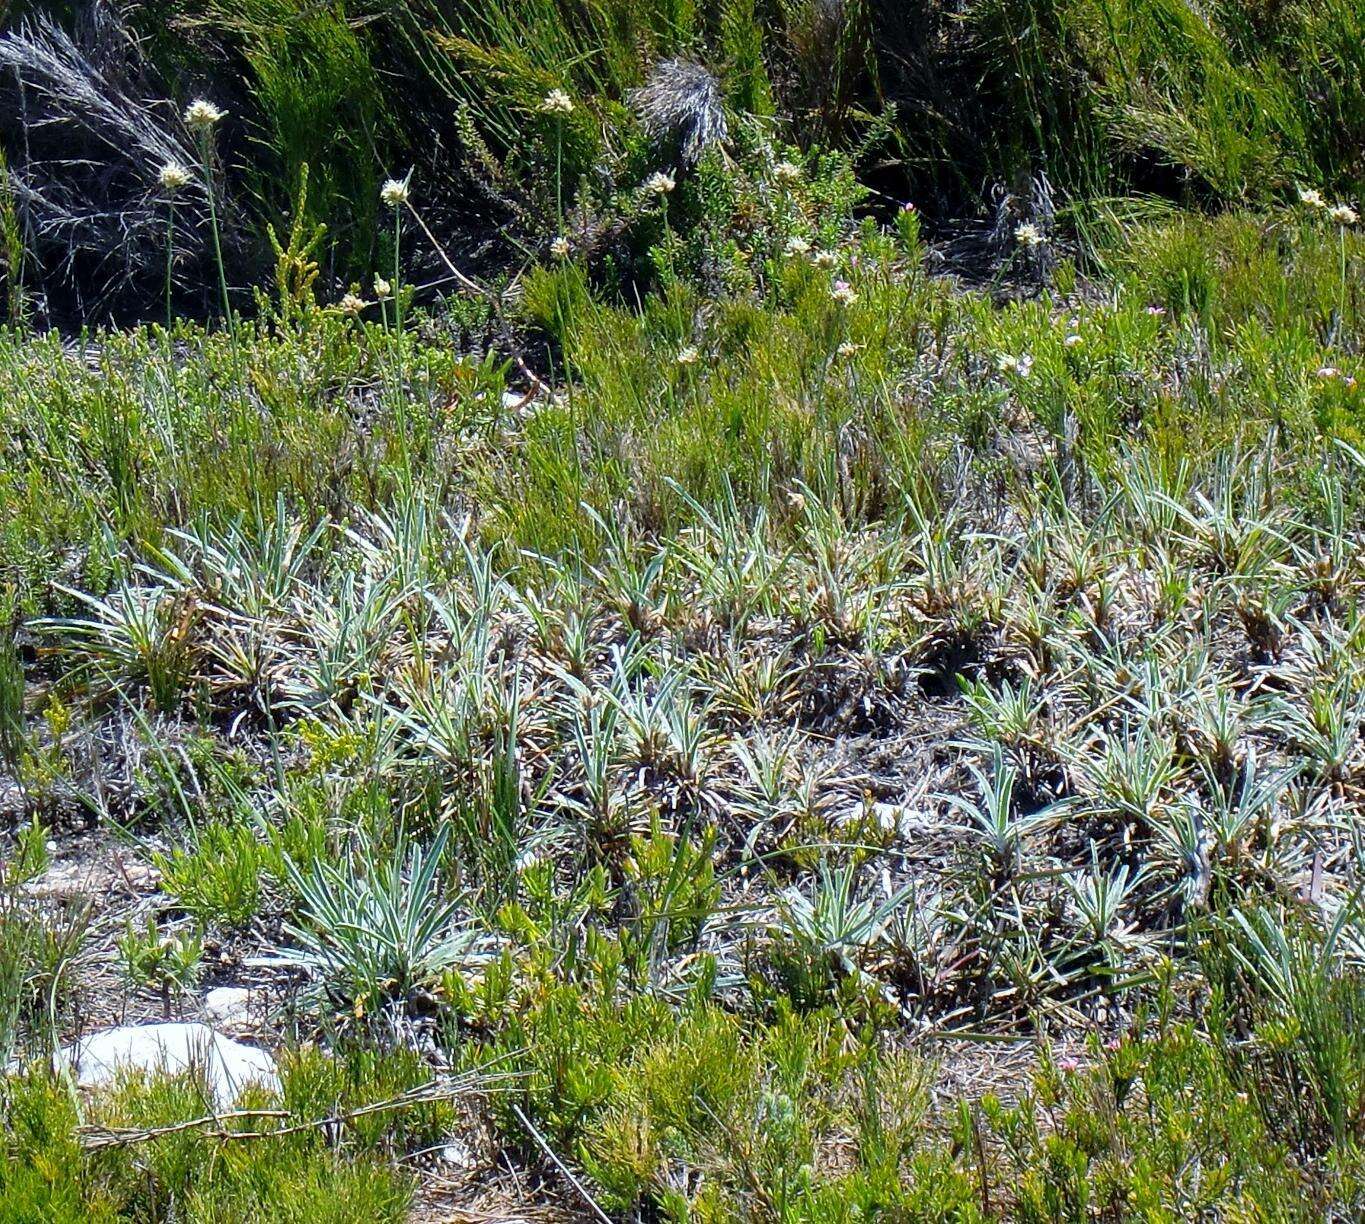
773, 160, 803, 184
1316, 366, 1340, 380
550, 235, 571, 259
380, 177, 411, 208
644, 171, 676, 197
831, 280, 858, 307
812, 249, 837, 269
1014, 222, 1046, 248
372, 275, 392, 299
184, 99, 225, 131
997, 352, 1033, 377
785, 235, 811, 256
1329, 203, 1359, 225
1299, 187, 1327, 209
837, 341, 864, 358
1064, 333, 1084, 348
539, 89, 575, 116
339, 293, 369, 316
676, 345, 700, 366
157, 161, 192, 193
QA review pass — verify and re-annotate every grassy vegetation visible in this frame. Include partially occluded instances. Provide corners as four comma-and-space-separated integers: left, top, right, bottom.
1, 0, 1364, 1217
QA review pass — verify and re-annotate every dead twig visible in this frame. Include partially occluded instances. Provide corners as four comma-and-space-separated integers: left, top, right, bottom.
510, 1101, 612, 1224
77, 1063, 523, 1151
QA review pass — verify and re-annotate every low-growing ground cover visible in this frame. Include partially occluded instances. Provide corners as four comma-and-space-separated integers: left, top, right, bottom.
2, 93, 1365, 1218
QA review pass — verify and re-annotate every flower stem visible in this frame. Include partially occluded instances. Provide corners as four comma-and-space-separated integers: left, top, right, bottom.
165, 199, 175, 333
1339, 224, 1347, 344
199, 133, 231, 330
393, 205, 403, 334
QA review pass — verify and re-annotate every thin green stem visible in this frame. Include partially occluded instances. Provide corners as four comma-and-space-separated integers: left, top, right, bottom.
165, 199, 175, 333
1339, 225, 1347, 344
393, 205, 403, 334
391, 203, 410, 489
199, 134, 231, 329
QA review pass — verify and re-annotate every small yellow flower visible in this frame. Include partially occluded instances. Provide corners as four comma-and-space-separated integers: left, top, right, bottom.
183, 99, 225, 131
380, 177, 410, 207
157, 162, 191, 193
644, 171, 676, 197
539, 89, 575, 116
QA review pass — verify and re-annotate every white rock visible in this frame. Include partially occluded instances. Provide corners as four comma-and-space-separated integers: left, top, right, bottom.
203, 986, 254, 1025
57, 1023, 279, 1110
440, 1137, 476, 1168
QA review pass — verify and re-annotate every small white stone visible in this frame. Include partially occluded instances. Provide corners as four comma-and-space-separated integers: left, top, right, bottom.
56, 1023, 279, 1110
204, 986, 253, 1025
440, 1137, 476, 1168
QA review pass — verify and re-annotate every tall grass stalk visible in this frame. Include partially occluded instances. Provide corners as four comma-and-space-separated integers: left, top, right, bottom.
196, 133, 231, 329
164, 197, 176, 331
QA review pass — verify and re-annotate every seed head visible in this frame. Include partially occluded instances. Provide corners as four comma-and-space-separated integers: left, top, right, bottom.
380, 177, 410, 208
157, 162, 192, 193
540, 89, 574, 116
184, 99, 225, 131
644, 171, 676, 197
